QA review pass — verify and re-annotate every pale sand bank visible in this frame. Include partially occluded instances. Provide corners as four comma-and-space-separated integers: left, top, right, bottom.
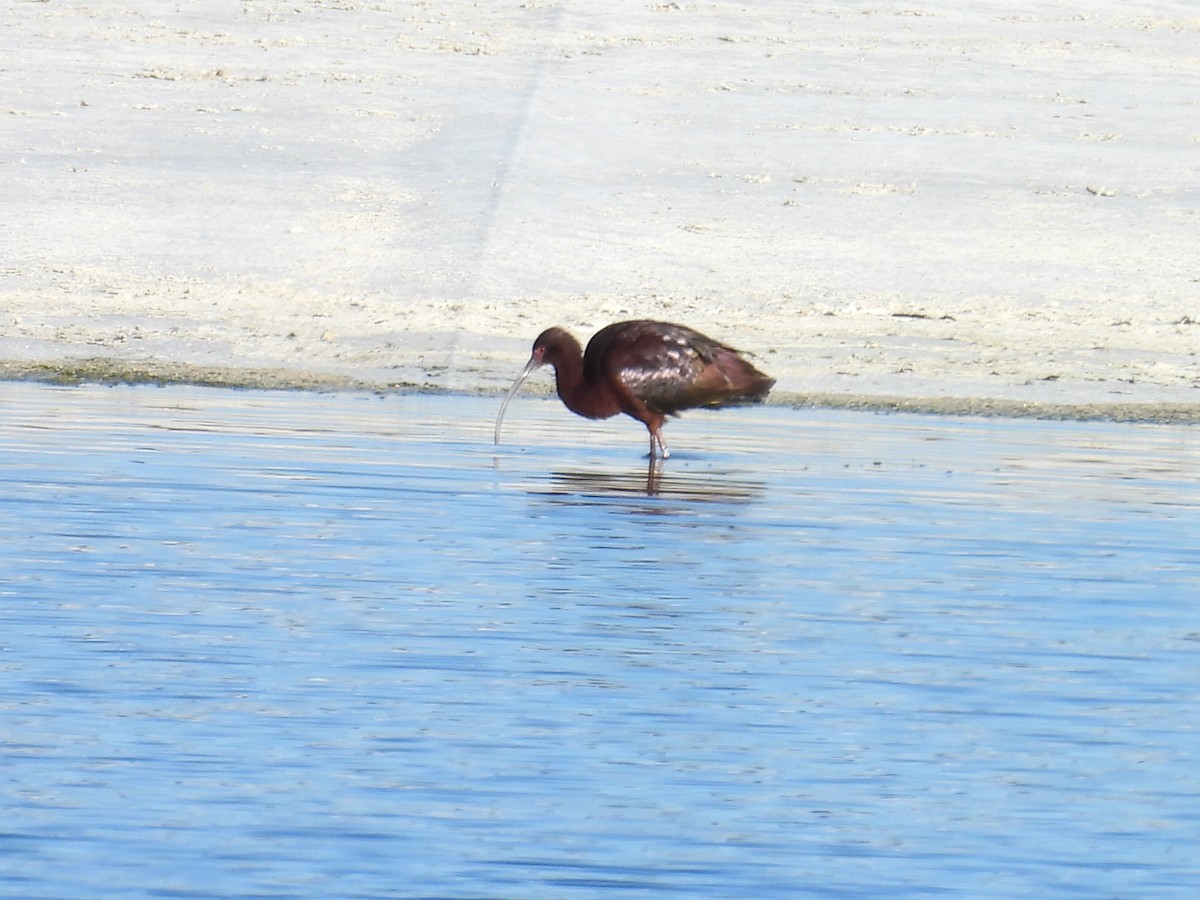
3, 1, 1197, 420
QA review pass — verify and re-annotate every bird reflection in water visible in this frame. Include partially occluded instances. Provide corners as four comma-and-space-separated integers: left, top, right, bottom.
546, 459, 764, 502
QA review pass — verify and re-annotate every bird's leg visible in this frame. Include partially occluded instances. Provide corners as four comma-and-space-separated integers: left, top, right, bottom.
649, 426, 670, 460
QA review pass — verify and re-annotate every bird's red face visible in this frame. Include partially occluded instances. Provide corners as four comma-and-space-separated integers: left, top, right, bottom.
529, 326, 577, 371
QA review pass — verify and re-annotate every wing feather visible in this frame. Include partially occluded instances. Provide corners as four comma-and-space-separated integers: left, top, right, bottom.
585, 320, 770, 416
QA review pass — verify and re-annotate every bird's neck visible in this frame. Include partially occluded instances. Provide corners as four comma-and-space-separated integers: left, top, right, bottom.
552, 353, 620, 420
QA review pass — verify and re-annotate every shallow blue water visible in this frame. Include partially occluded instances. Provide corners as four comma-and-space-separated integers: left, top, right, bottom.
2, 382, 1198, 898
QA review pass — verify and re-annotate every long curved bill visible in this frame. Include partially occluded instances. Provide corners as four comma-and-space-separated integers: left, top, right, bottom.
493, 356, 542, 446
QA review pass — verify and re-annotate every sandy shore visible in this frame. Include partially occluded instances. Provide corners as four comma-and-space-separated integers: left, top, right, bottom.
4, 1, 1198, 420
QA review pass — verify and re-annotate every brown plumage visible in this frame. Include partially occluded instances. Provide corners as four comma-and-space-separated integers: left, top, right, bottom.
494, 319, 775, 459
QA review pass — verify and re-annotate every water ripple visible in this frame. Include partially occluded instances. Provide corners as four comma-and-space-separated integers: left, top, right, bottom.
2, 383, 1198, 898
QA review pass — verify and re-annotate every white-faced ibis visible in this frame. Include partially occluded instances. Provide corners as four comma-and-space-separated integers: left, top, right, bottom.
494, 319, 775, 459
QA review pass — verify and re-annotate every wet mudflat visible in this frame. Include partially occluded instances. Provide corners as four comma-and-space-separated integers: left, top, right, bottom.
1, 382, 1198, 898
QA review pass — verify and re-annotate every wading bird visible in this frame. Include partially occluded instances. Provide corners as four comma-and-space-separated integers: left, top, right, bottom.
494, 319, 774, 459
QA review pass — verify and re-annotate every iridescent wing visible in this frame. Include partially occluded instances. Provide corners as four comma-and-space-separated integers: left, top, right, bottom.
586, 321, 772, 415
